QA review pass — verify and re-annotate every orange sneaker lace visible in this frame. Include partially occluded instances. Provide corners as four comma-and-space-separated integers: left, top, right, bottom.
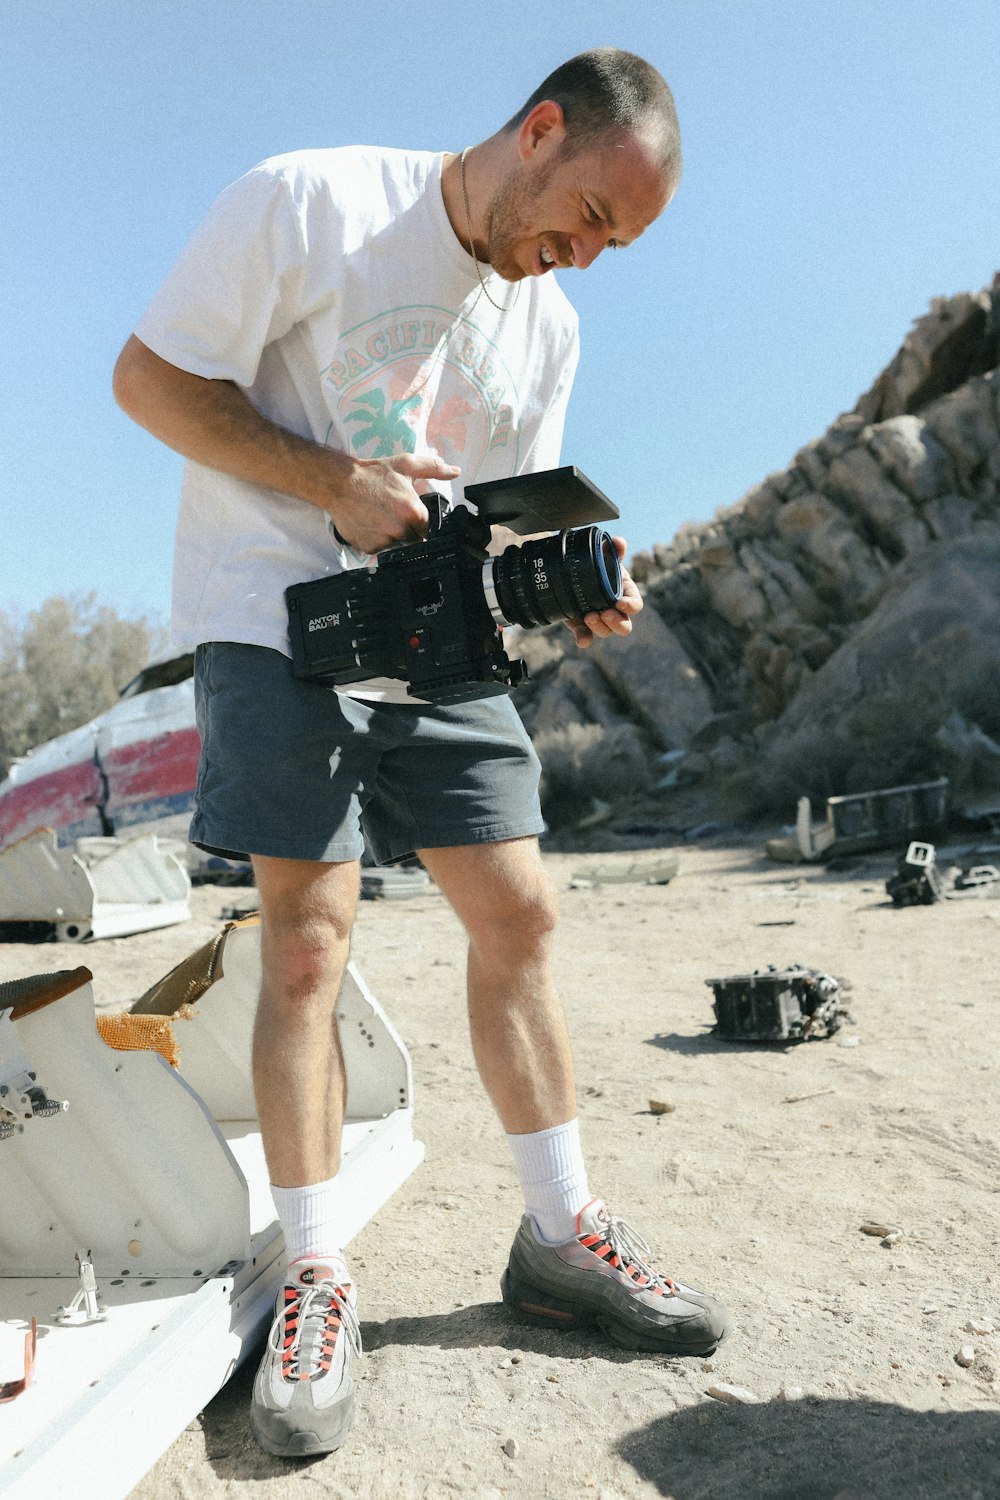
580, 1213, 677, 1295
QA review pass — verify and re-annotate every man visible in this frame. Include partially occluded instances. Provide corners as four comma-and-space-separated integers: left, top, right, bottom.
114, 48, 730, 1459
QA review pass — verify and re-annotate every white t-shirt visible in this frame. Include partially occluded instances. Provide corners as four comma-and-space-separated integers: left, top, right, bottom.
135, 146, 580, 700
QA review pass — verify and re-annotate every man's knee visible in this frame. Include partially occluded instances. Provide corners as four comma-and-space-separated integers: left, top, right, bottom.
457, 844, 560, 961
492, 869, 558, 943
253, 856, 360, 1008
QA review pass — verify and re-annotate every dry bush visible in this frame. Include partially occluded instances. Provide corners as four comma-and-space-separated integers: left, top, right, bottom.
535, 720, 654, 826
0, 594, 164, 778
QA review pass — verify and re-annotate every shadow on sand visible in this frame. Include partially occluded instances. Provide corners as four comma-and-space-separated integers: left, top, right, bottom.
645, 1029, 802, 1058
615, 1397, 1000, 1500
195, 1329, 999, 1497
194, 1301, 658, 1480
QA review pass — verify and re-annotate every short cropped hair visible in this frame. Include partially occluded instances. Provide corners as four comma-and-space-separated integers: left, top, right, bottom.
505, 48, 681, 191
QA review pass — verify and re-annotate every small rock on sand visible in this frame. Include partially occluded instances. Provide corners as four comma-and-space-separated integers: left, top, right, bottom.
706, 1382, 760, 1405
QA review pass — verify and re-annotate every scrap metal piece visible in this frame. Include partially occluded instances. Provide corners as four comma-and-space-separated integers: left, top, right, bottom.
770, 777, 950, 862
0, 1317, 36, 1403
54, 1250, 109, 1326
570, 853, 680, 888
706, 963, 850, 1042
886, 840, 945, 906
0, 827, 191, 942
0, 1076, 68, 1125
953, 863, 1000, 890
0, 999, 69, 1136
0, 1075, 33, 1129
24, 1085, 68, 1118
360, 865, 432, 900
0, 938, 424, 1498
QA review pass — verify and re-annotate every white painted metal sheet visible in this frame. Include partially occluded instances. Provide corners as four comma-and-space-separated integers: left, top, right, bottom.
145, 920, 412, 1125
0, 979, 249, 1278
0, 828, 191, 941
0, 937, 424, 1496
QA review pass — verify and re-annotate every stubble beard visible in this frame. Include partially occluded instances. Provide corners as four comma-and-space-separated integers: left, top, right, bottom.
483, 154, 560, 282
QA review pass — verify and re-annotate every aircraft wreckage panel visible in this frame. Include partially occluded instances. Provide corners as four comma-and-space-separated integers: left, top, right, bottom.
0, 675, 202, 862
0, 726, 105, 850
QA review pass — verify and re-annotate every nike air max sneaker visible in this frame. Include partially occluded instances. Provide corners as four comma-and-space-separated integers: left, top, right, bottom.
501, 1200, 730, 1355
251, 1257, 361, 1457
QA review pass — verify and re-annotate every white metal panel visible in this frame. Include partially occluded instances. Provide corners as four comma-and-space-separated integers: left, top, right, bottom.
0, 1245, 285, 1500
0, 829, 191, 940
69, 898, 192, 944
75, 837, 190, 906
93, 677, 196, 749
0, 938, 424, 1497
0, 829, 96, 921
339, 961, 414, 1122
146, 920, 413, 1125
139, 919, 264, 1123
1, 722, 99, 789
0, 1119, 423, 1500
0, 977, 249, 1277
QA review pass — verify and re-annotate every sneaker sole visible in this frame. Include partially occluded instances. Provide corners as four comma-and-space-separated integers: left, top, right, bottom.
500, 1262, 729, 1357
251, 1388, 355, 1458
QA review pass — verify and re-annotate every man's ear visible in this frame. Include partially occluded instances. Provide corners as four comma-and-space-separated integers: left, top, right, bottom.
516, 99, 566, 162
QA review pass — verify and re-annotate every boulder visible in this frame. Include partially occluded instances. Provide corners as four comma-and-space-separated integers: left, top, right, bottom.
825, 446, 933, 558
737, 539, 817, 614
923, 493, 979, 541
922, 373, 1000, 497
696, 545, 770, 629
751, 533, 1000, 801
773, 492, 887, 603
531, 653, 634, 737
866, 415, 957, 502
854, 289, 997, 421
740, 481, 782, 529
511, 281, 1000, 825
588, 604, 713, 750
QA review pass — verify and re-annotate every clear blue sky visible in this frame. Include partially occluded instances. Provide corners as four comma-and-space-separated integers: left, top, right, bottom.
4, 0, 998, 631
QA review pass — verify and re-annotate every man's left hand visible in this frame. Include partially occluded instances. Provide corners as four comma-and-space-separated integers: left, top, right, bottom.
565, 535, 643, 648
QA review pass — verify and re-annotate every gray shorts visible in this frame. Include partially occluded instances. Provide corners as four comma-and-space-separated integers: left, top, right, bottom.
189, 642, 544, 866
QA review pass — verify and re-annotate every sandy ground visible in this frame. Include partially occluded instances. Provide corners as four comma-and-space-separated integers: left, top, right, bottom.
3, 831, 999, 1499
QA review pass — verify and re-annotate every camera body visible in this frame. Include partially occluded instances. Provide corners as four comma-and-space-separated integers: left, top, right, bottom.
286, 466, 620, 705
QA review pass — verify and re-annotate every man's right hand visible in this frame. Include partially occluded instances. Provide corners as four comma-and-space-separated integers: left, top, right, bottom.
330, 451, 461, 555
112, 338, 460, 552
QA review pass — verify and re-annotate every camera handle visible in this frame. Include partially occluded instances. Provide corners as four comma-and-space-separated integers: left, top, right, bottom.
330, 490, 452, 549
422, 490, 452, 533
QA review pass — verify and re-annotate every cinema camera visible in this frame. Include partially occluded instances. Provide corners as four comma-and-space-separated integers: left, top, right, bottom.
286, 466, 623, 704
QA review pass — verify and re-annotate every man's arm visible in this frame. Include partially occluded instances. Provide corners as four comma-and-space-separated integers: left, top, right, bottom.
112, 336, 460, 556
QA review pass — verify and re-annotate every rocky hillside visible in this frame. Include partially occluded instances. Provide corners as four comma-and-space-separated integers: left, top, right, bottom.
515, 277, 1000, 829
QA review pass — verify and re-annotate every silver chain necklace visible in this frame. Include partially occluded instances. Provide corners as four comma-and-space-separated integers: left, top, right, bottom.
459, 147, 521, 315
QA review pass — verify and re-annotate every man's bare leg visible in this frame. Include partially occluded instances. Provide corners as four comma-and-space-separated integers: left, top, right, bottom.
419, 835, 731, 1354
250, 854, 360, 1186
249, 854, 364, 1459
417, 836, 576, 1133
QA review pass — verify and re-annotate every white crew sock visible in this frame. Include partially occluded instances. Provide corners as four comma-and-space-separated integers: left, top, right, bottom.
270, 1175, 349, 1272
505, 1118, 592, 1245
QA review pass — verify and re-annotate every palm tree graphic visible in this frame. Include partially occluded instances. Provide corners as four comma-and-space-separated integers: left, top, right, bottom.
345, 389, 421, 455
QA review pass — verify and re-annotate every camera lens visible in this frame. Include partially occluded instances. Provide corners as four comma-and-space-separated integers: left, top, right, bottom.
484, 526, 622, 629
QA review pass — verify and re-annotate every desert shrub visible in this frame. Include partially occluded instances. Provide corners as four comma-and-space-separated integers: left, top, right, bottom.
0, 594, 164, 778
535, 720, 654, 826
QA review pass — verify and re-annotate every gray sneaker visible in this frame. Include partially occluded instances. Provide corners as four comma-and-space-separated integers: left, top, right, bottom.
501, 1200, 731, 1355
251, 1258, 361, 1457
